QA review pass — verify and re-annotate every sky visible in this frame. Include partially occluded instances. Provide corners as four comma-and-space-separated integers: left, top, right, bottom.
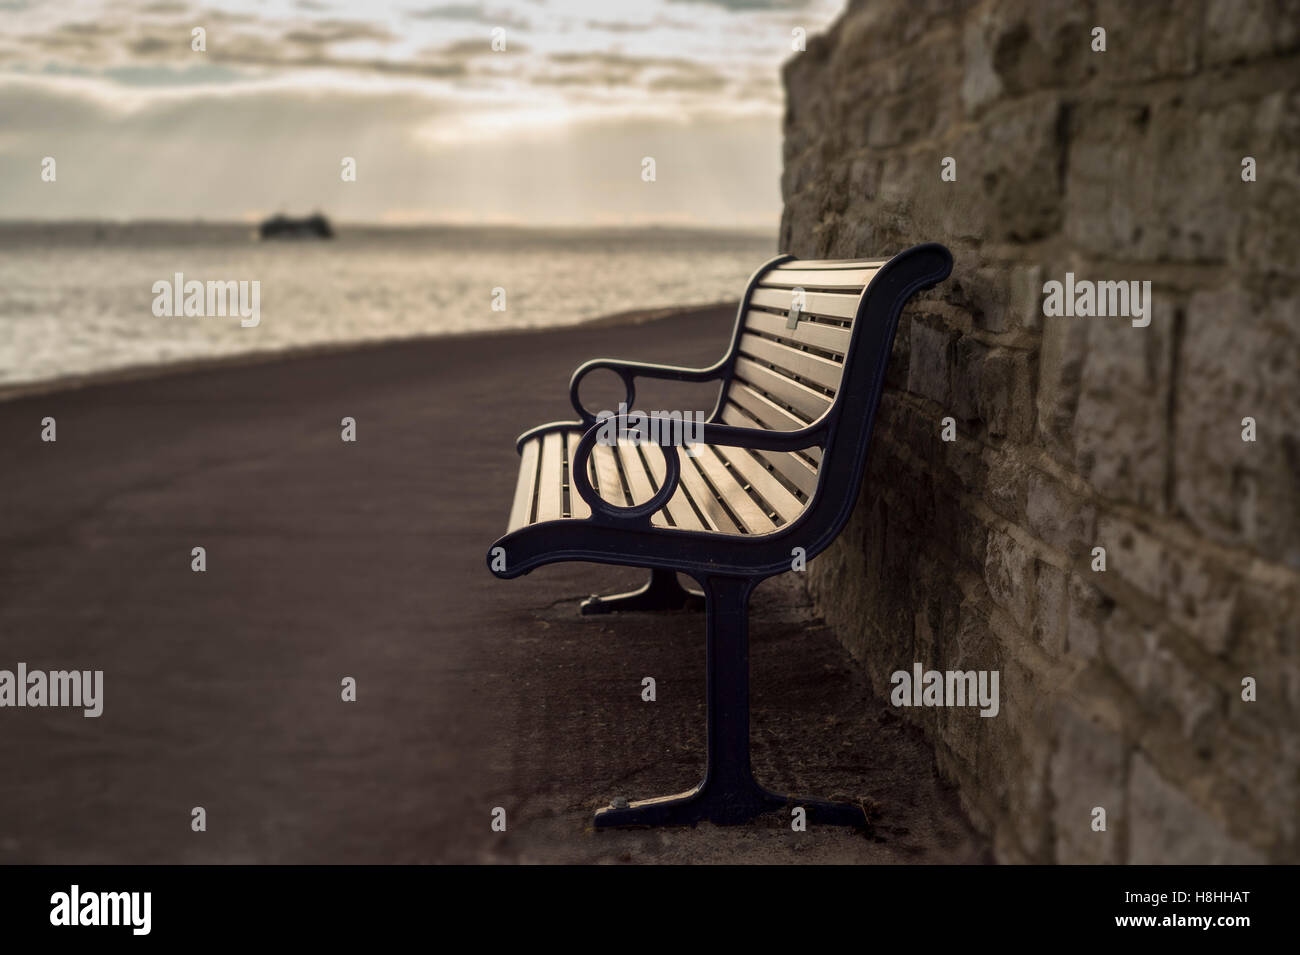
0, 0, 845, 228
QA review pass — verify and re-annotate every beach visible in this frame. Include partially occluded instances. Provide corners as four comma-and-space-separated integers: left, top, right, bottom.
0, 304, 985, 864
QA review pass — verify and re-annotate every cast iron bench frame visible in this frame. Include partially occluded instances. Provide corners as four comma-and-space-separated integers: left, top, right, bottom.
487, 242, 953, 829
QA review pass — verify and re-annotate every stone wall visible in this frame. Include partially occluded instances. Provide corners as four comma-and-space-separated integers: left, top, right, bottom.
780, 0, 1299, 863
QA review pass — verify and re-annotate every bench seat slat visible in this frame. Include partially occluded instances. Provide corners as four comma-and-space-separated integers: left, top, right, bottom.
750, 448, 819, 501
590, 440, 628, 508
615, 439, 675, 528
738, 333, 845, 394
717, 447, 807, 525
720, 402, 821, 499
507, 438, 541, 532
689, 444, 777, 535
565, 430, 591, 519
642, 445, 707, 531
675, 453, 743, 534
536, 432, 565, 523
719, 398, 824, 464
733, 356, 833, 422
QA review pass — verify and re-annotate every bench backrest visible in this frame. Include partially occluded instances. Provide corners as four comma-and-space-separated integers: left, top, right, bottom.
713, 244, 952, 552
715, 257, 886, 504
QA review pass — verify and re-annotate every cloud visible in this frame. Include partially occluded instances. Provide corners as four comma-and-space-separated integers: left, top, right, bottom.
666, 0, 808, 9
532, 51, 734, 94
0, 75, 782, 227
410, 3, 534, 31
125, 35, 173, 57
428, 37, 529, 59
0, 0, 845, 225
411, 3, 483, 17
281, 20, 398, 47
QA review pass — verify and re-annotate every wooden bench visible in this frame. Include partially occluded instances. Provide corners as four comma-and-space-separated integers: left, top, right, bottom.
487, 243, 953, 829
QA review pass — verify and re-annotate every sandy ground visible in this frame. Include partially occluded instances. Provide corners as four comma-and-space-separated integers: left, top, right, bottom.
0, 305, 989, 864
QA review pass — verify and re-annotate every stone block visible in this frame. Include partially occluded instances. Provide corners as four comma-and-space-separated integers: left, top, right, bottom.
1203, 0, 1300, 66
1071, 298, 1174, 512
1128, 754, 1267, 863
1066, 572, 1108, 662
1050, 706, 1128, 863
1032, 560, 1067, 654
1175, 287, 1300, 566
984, 527, 1033, 629
906, 319, 955, 405
1026, 470, 1094, 558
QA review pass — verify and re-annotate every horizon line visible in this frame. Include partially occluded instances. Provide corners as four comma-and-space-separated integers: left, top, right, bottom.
0, 216, 777, 236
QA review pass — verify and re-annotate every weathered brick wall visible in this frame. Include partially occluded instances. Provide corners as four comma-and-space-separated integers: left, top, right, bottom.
781, 0, 1299, 863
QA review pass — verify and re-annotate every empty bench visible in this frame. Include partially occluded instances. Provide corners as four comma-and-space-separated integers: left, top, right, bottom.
487, 243, 953, 828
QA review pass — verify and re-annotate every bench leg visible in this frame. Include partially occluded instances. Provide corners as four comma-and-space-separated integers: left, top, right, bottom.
580, 568, 705, 615
594, 575, 868, 830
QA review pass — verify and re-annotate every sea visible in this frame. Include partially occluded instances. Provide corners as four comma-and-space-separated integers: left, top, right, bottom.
0, 221, 775, 390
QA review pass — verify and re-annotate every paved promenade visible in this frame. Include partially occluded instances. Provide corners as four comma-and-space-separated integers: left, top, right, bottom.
0, 306, 986, 863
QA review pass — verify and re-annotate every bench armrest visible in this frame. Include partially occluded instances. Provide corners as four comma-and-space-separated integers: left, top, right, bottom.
571, 413, 827, 525
571, 414, 684, 524
692, 419, 826, 454
570, 358, 725, 426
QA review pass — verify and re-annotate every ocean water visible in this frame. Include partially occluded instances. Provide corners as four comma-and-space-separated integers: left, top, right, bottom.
0, 222, 774, 389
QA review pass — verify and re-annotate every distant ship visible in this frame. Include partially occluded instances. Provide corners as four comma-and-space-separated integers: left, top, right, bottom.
258, 213, 334, 240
